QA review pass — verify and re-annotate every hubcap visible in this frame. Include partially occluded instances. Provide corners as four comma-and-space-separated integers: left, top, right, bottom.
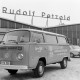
64, 59, 67, 67
39, 65, 44, 75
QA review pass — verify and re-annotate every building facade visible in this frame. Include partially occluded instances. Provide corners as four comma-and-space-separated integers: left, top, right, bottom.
0, 18, 42, 30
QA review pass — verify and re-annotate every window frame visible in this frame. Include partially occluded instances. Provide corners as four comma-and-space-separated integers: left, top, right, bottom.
57, 36, 67, 44
30, 31, 44, 43
44, 33, 58, 44
3, 30, 31, 43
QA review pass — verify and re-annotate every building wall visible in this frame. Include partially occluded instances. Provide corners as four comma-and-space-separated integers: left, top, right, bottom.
0, 18, 42, 30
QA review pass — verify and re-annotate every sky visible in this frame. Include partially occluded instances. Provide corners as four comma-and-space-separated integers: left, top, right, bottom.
0, 0, 80, 27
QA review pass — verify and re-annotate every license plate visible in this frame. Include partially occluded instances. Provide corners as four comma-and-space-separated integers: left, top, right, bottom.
1, 61, 10, 65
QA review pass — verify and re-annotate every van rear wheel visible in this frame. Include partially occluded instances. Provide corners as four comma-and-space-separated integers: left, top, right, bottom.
7, 69, 18, 75
33, 61, 45, 77
60, 58, 67, 69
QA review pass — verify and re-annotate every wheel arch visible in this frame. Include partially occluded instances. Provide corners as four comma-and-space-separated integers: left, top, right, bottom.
39, 57, 46, 66
63, 56, 69, 61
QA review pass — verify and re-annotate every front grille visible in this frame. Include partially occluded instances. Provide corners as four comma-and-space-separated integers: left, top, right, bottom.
0, 47, 7, 50
0, 46, 22, 50
8, 47, 17, 50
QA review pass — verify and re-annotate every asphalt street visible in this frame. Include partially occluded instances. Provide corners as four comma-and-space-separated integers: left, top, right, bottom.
0, 58, 80, 80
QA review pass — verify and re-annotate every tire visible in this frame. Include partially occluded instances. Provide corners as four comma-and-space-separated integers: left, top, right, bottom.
60, 58, 67, 69
7, 69, 18, 75
33, 61, 45, 77
70, 53, 74, 58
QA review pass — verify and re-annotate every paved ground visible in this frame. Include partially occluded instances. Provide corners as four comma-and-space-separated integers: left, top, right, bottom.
0, 58, 80, 80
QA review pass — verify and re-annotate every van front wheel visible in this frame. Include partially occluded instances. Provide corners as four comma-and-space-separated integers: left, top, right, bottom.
60, 58, 67, 69
33, 61, 45, 77
7, 69, 18, 75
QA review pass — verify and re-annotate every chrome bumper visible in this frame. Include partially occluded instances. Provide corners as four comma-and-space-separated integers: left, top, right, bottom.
0, 65, 28, 70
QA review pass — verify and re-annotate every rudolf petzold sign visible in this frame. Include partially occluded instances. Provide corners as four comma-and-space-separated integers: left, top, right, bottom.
2, 7, 70, 21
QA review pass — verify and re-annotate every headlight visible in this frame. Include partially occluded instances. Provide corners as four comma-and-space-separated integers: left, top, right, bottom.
17, 54, 24, 60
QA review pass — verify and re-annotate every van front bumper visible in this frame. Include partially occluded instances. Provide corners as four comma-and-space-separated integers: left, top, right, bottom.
0, 65, 28, 70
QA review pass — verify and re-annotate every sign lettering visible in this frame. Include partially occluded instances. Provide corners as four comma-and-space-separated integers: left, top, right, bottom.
2, 7, 70, 21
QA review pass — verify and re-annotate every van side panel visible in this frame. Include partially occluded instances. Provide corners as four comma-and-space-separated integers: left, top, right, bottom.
28, 43, 70, 69
29, 43, 57, 68
51, 44, 70, 62
28, 43, 48, 69
44, 44, 59, 64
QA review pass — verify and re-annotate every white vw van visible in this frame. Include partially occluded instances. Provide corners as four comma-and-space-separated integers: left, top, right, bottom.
0, 28, 70, 77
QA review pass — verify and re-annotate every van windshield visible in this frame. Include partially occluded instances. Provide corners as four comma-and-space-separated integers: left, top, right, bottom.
2, 30, 30, 43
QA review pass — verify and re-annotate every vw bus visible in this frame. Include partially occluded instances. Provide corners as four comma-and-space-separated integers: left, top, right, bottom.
0, 28, 70, 77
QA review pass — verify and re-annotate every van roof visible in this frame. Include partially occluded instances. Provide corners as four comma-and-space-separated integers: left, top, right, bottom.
8, 28, 65, 37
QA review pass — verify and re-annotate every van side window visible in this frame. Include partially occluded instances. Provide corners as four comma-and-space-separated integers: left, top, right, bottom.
31, 32, 44, 43
45, 34, 57, 44
57, 36, 67, 44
